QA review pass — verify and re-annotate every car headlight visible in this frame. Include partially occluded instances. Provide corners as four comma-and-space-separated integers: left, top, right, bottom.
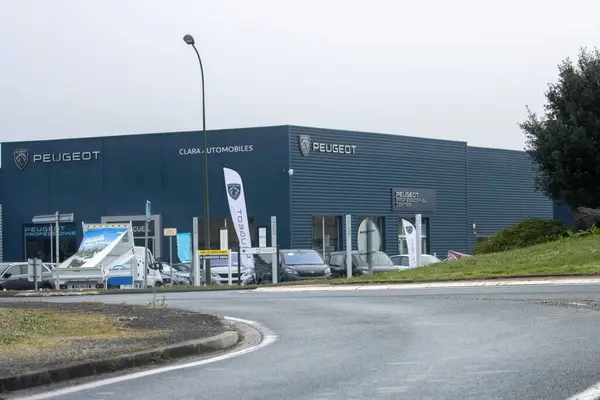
285, 268, 298, 275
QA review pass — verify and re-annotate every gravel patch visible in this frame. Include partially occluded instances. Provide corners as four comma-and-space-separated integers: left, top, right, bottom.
0, 301, 227, 378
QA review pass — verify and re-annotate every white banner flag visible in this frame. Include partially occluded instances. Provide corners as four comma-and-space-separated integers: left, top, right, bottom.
401, 219, 418, 268
223, 167, 255, 273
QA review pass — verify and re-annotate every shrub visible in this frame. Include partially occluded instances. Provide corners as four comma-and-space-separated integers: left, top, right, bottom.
473, 218, 569, 255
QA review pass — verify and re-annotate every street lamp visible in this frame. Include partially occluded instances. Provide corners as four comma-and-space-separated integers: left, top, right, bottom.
183, 33, 211, 284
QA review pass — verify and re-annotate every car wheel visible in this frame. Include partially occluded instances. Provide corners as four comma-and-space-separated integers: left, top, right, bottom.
155, 282, 163, 287
40, 283, 53, 290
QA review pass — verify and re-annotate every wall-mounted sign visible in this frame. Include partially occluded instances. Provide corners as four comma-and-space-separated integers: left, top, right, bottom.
391, 188, 437, 213
24, 223, 77, 238
179, 145, 254, 156
103, 220, 155, 236
13, 149, 101, 170
299, 135, 356, 157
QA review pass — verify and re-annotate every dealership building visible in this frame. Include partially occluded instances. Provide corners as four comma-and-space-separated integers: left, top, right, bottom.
0, 125, 557, 263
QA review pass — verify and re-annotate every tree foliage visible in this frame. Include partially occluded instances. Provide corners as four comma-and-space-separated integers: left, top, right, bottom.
521, 48, 600, 210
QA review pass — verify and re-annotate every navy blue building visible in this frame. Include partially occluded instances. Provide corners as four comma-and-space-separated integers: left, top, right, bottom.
0, 125, 554, 263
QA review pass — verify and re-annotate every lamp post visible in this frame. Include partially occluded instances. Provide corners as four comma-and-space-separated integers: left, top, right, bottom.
183, 34, 211, 284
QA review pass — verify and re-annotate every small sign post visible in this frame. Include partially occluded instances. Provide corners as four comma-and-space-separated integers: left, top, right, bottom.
164, 228, 177, 284
192, 218, 200, 286
240, 246, 278, 284
198, 250, 231, 285
270, 216, 278, 284
345, 215, 352, 278
143, 201, 151, 288
27, 258, 42, 291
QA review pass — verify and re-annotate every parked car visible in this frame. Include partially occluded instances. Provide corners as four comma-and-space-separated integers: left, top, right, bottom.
327, 251, 398, 277
209, 251, 301, 284
389, 254, 441, 269
0, 262, 56, 290
159, 262, 191, 285
274, 249, 330, 280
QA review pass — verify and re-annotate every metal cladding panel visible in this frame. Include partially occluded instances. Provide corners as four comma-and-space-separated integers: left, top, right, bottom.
289, 126, 469, 256
1, 126, 290, 261
466, 146, 553, 250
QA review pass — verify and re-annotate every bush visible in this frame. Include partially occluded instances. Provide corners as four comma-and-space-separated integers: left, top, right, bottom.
473, 218, 569, 255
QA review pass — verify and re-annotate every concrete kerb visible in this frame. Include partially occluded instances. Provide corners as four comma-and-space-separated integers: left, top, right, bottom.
0, 330, 240, 394
253, 278, 600, 292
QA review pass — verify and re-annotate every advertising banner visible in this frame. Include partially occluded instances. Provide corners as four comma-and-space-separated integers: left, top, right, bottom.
401, 219, 418, 269
62, 226, 128, 269
223, 167, 255, 273
176, 233, 192, 263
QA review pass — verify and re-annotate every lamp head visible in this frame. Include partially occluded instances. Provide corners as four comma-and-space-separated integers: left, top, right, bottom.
183, 34, 195, 45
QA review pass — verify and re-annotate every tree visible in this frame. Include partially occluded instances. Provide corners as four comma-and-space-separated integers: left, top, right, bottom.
521, 48, 600, 223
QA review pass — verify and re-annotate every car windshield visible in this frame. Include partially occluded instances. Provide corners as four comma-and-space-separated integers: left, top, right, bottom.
355, 252, 393, 266
172, 263, 191, 272
282, 251, 324, 265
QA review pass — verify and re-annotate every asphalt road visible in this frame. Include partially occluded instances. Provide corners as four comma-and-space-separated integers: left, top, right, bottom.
10, 284, 600, 400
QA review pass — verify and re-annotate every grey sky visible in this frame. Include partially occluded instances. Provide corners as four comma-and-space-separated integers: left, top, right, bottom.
1, 0, 599, 155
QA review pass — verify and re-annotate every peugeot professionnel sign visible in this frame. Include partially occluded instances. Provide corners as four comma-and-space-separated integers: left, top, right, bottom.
13, 149, 101, 170
391, 188, 437, 213
299, 135, 356, 156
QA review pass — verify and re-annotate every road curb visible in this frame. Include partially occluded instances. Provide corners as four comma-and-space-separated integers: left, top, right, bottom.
254, 278, 600, 292
0, 330, 239, 394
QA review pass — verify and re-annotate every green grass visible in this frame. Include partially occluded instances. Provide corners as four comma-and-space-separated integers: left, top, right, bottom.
0, 308, 125, 358
338, 234, 600, 283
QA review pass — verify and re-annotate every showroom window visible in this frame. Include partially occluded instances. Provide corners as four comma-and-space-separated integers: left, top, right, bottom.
312, 216, 341, 259
357, 216, 386, 252
197, 217, 255, 250
23, 223, 78, 263
397, 217, 430, 255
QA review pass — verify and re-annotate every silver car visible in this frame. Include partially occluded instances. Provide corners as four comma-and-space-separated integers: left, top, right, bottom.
390, 254, 441, 270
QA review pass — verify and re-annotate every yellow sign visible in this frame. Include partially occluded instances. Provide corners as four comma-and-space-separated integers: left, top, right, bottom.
163, 228, 177, 236
198, 249, 229, 256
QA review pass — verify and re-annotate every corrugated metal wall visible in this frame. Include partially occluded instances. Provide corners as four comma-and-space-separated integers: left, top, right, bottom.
288, 126, 470, 256
0, 168, 3, 262
466, 146, 553, 250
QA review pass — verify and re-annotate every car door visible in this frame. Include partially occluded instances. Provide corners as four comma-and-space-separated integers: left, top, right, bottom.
15, 264, 34, 290
1, 265, 25, 290
328, 254, 345, 276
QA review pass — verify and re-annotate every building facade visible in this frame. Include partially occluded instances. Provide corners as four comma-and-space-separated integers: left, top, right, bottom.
1, 125, 554, 263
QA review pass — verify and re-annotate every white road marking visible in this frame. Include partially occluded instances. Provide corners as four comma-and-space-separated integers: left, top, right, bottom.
14, 317, 277, 400
253, 278, 600, 292
565, 381, 600, 400
463, 370, 516, 375
387, 361, 421, 365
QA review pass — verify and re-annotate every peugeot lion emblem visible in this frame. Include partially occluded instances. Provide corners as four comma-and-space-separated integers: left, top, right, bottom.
227, 183, 241, 200
299, 135, 311, 157
13, 149, 29, 170
405, 225, 414, 235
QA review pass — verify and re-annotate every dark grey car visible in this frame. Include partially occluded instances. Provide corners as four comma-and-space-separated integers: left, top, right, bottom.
278, 249, 331, 279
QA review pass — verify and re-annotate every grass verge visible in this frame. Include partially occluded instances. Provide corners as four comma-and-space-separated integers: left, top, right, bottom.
0, 308, 125, 358
337, 234, 600, 283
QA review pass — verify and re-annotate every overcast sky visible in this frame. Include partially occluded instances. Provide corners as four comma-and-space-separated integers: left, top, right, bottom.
1, 0, 599, 158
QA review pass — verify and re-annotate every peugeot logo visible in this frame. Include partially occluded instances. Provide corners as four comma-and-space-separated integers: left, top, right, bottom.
14, 149, 29, 170
227, 183, 241, 200
299, 135, 310, 157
